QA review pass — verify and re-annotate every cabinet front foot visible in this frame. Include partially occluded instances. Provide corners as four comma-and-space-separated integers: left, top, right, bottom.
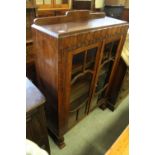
48, 129, 66, 149
107, 102, 115, 111
99, 98, 108, 110
54, 136, 66, 149
99, 103, 107, 110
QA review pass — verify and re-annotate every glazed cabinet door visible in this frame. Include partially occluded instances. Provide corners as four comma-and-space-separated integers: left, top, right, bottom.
89, 39, 121, 111
66, 43, 102, 129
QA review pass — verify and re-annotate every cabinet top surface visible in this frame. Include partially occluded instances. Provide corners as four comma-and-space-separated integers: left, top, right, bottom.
32, 16, 128, 38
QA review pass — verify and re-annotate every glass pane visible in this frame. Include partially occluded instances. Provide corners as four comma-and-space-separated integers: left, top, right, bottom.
72, 52, 85, 79
96, 74, 107, 92
90, 95, 98, 110
68, 111, 77, 129
90, 89, 106, 111
70, 73, 92, 111
102, 42, 113, 64
95, 61, 113, 93
78, 104, 87, 120
97, 90, 106, 103
104, 61, 113, 83
86, 47, 97, 70
102, 40, 120, 64
111, 40, 119, 57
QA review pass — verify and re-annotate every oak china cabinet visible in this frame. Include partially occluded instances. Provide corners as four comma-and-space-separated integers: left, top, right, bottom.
32, 10, 128, 148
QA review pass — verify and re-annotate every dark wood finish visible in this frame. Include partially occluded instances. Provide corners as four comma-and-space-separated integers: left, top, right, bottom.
26, 61, 36, 85
103, 0, 129, 22
122, 8, 129, 22
48, 129, 66, 149
26, 8, 36, 41
33, 10, 106, 27
72, 0, 95, 10
32, 10, 128, 148
106, 58, 127, 111
104, 5, 125, 19
26, 35, 36, 84
106, 33, 129, 110
26, 41, 34, 64
26, 78, 50, 154
103, 5, 129, 22
89, 31, 128, 112
26, 0, 37, 83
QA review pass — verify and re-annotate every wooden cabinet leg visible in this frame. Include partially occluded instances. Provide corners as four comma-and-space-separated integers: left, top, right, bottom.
107, 101, 115, 111
100, 103, 107, 110
48, 129, 66, 149
55, 136, 65, 149
99, 99, 115, 111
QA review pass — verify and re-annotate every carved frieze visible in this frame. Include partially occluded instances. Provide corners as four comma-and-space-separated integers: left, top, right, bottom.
60, 25, 127, 51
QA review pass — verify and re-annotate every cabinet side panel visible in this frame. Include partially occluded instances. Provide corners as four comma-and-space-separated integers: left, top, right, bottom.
32, 29, 59, 135
57, 42, 72, 135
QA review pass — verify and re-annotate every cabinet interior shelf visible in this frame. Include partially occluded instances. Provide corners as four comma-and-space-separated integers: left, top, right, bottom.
70, 79, 90, 111
70, 80, 90, 102
70, 96, 88, 112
